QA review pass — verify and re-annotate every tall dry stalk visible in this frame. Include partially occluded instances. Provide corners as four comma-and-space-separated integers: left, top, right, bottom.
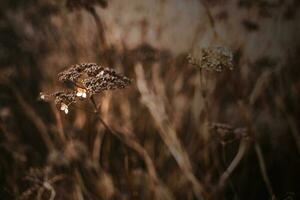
135, 63, 206, 200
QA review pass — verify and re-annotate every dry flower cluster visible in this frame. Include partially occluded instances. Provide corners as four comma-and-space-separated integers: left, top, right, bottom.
41, 63, 131, 114
188, 46, 234, 72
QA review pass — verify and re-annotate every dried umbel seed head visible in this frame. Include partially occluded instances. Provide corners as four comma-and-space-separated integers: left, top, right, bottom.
188, 46, 234, 72
82, 68, 132, 94
53, 91, 77, 105
58, 63, 132, 95
210, 122, 248, 143
40, 91, 77, 114
42, 63, 131, 114
58, 63, 96, 83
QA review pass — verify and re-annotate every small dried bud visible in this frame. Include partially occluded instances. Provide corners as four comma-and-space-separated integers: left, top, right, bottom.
60, 103, 69, 114
188, 46, 234, 72
40, 93, 45, 100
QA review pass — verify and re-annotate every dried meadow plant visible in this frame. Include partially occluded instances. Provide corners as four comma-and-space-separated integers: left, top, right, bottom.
41, 63, 131, 114
188, 46, 234, 72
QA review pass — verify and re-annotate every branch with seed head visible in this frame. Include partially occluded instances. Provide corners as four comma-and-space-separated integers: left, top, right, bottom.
40, 63, 132, 114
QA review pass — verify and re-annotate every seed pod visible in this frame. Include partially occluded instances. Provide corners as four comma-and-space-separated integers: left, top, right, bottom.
188, 46, 234, 72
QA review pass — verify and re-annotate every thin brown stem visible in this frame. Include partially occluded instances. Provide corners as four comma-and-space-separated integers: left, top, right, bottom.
88, 8, 107, 49
218, 138, 249, 188
238, 101, 276, 200
11, 86, 54, 151
89, 96, 160, 183
200, 0, 218, 39
255, 143, 276, 200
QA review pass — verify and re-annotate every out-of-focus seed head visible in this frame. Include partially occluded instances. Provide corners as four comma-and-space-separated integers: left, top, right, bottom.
188, 46, 234, 72
210, 122, 248, 144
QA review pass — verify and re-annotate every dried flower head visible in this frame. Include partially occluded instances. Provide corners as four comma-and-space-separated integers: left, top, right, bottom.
58, 63, 94, 83
82, 68, 132, 94
40, 91, 77, 115
58, 63, 132, 95
41, 63, 131, 114
188, 46, 234, 72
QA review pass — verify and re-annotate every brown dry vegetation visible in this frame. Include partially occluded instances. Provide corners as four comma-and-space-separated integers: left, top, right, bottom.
0, 0, 300, 200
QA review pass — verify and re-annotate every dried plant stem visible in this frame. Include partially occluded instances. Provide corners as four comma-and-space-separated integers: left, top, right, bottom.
190, 0, 218, 50
135, 63, 206, 200
218, 137, 249, 187
89, 8, 107, 49
276, 96, 300, 155
254, 143, 276, 200
199, 69, 210, 119
238, 101, 276, 200
90, 96, 173, 199
90, 96, 174, 200
36, 187, 45, 200
92, 130, 103, 166
11, 86, 54, 150
42, 182, 56, 200
52, 104, 66, 144
285, 116, 300, 155
199, 0, 218, 39
73, 168, 88, 199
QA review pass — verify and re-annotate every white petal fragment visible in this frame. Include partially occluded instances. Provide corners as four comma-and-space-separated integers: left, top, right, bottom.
76, 88, 87, 98
60, 103, 68, 114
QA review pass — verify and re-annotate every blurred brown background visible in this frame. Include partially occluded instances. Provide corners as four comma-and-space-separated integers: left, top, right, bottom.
0, 0, 299, 199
